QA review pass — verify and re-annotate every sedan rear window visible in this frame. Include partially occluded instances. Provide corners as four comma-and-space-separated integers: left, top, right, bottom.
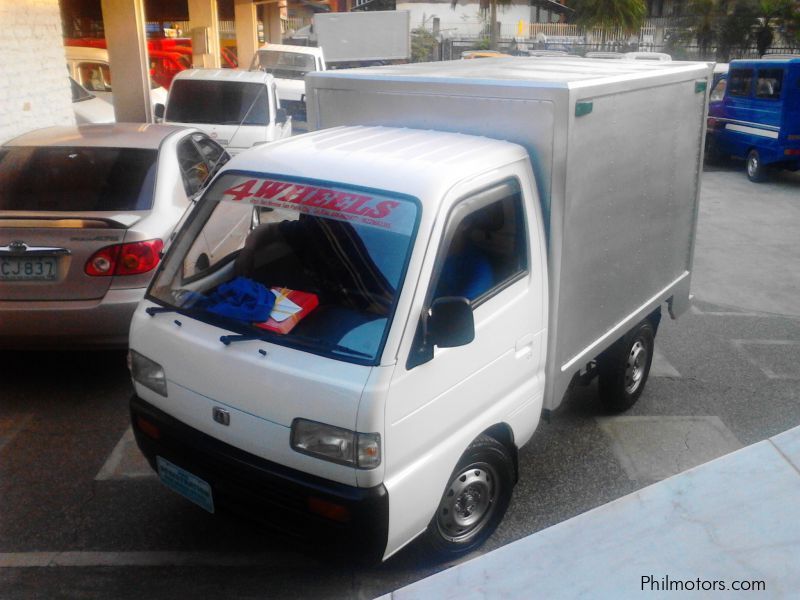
0, 146, 158, 211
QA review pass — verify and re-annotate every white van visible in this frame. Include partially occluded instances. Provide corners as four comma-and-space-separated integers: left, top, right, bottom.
65, 45, 168, 116
161, 69, 292, 155
129, 58, 710, 561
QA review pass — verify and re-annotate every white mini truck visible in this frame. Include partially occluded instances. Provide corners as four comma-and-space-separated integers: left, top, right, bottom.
129, 58, 711, 560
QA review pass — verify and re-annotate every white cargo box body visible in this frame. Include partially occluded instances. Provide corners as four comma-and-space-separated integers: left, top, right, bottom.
307, 58, 711, 411
314, 11, 410, 63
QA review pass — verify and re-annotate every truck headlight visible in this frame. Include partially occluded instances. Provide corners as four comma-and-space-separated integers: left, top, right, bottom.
128, 350, 168, 397
291, 418, 381, 469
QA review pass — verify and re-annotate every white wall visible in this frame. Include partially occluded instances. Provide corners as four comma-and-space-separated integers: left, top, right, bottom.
0, 0, 74, 144
398, 0, 559, 38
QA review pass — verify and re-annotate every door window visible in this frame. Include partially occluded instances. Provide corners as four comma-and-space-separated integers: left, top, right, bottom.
176, 138, 210, 196
191, 133, 229, 172
432, 180, 528, 305
728, 69, 753, 97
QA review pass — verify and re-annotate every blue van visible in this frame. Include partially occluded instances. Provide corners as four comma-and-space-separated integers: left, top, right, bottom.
707, 57, 800, 181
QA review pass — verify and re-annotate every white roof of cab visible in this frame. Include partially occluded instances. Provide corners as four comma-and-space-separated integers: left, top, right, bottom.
256, 43, 323, 57
221, 125, 527, 204
4, 123, 191, 149
172, 69, 275, 84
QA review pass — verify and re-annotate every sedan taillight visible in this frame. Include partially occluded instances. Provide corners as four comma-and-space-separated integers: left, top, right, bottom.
85, 239, 164, 277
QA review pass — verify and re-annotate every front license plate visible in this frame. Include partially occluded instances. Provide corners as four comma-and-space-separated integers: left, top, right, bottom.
0, 257, 58, 281
156, 456, 215, 513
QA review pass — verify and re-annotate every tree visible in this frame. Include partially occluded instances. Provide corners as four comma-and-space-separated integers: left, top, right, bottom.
570, 0, 647, 33
751, 0, 798, 56
677, 0, 798, 61
450, 0, 511, 50
686, 0, 719, 57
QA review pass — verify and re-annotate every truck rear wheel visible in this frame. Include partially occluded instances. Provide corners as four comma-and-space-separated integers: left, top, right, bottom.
598, 320, 655, 413
423, 434, 514, 558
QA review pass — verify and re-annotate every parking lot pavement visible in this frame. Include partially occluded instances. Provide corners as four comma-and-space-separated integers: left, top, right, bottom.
694, 166, 800, 317
1, 165, 799, 599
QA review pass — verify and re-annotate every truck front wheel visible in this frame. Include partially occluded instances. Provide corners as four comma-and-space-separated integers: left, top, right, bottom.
598, 320, 655, 413
423, 435, 514, 558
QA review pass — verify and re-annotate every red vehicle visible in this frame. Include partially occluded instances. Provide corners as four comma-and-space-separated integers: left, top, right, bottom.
148, 50, 192, 89
65, 37, 238, 85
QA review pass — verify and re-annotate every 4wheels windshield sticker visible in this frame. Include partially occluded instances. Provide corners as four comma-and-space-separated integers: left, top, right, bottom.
217, 176, 416, 234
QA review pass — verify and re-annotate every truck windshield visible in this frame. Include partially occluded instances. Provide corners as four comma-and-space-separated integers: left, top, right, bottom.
148, 173, 419, 364
253, 51, 316, 80
166, 80, 269, 126
0, 146, 157, 211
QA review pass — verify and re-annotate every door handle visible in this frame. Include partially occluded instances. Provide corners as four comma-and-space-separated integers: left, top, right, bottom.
515, 333, 534, 359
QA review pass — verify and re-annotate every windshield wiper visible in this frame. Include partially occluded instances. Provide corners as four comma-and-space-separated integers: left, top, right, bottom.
219, 333, 262, 345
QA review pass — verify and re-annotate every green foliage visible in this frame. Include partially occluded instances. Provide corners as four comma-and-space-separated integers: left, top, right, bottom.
411, 27, 439, 63
674, 0, 798, 61
570, 0, 647, 33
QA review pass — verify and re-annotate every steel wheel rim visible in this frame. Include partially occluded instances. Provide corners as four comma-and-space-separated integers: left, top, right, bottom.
436, 462, 499, 544
748, 153, 758, 178
624, 340, 647, 394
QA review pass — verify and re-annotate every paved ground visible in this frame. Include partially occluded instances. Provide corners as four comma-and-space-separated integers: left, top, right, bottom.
1, 163, 798, 599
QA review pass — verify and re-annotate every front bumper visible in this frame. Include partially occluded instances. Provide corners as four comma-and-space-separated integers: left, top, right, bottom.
0, 287, 144, 349
130, 395, 389, 559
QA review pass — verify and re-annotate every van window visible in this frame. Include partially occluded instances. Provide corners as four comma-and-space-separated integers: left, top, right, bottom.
755, 69, 783, 100
728, 69, 753, 97
433, 181, 527, 304
709, 78, 727, 102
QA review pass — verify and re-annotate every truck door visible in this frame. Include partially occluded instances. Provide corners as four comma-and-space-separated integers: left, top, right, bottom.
382, 175, 547, 557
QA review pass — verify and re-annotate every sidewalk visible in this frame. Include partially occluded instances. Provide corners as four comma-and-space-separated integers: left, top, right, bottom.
379, 425, 800, 599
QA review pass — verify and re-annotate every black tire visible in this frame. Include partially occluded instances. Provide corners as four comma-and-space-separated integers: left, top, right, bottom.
704, 138, 726, 165
746, 149, 768, 183
598, 320, 655, 413
422, 434, 515, 558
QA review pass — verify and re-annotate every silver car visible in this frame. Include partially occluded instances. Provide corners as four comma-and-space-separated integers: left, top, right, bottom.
0, 123, 229, 348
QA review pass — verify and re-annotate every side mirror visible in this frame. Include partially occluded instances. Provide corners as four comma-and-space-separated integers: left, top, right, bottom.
154, 103, 165, 120
429, 296, 475, 348
406, 297, 474, 370
276, 107, 288, 124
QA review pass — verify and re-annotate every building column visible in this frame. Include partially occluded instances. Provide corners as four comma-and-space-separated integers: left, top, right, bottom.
100, 0, 151, 122
234, 0, 259, 69
263, 1, 282, 44
188, 0, 221, 68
